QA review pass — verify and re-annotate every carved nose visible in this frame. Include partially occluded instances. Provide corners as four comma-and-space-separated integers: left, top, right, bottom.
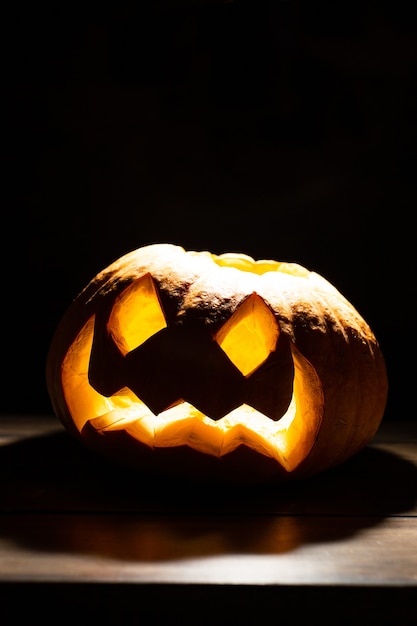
124, 326, 246, 419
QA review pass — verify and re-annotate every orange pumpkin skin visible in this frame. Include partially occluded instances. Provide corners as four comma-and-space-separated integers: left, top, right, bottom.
46, 244, 388, 483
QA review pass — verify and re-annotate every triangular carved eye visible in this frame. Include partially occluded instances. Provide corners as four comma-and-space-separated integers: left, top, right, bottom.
108, 273, 167, 356
214, 292, 279, 376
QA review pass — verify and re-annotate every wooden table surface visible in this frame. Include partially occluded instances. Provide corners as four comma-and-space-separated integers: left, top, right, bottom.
0, 414, 416, 625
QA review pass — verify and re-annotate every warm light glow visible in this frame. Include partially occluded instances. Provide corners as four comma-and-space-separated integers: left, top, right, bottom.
215, 292, 279, 376
61, 315, 117, 422
109, 273, 167, 355
208, 251, 310, 277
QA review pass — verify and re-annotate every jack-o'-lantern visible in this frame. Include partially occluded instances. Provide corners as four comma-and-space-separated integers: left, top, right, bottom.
46, 243, 388, 483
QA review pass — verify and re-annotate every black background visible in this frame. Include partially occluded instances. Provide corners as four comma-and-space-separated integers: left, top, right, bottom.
4, 1, 416, 422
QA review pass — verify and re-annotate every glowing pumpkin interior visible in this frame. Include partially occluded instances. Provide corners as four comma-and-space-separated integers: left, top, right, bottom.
60, 254, 324, 473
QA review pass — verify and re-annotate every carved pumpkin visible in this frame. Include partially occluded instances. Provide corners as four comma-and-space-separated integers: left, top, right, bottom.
46, 243, 388, 483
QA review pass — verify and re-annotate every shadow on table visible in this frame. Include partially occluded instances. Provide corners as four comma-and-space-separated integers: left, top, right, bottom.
0, 427, 416, 560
